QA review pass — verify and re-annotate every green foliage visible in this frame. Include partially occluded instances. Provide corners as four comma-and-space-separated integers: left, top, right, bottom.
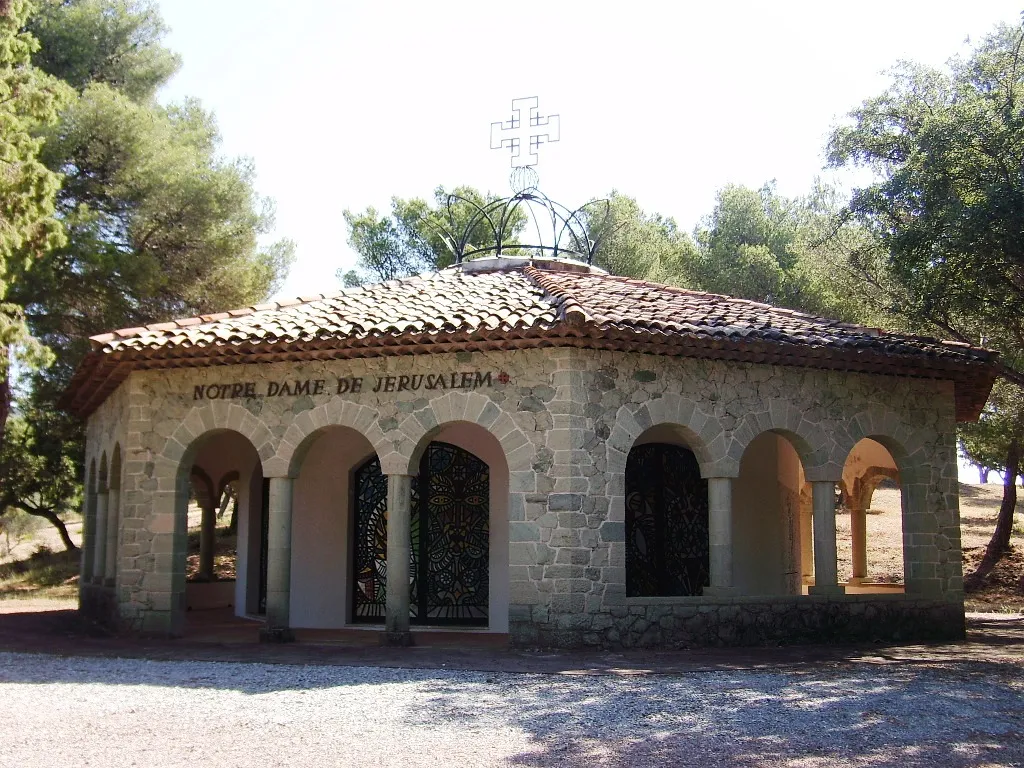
15, 84, 293, 367
27, 0, 180, 100
0, 505, 41, 557
827, 22, 1024, 383
341, 186, 526, 284
0, 401, 81, 548
0, 0, 70, 388
9, 0, 294, 380
1, 0, 293, 545
960, 381, 1024, 475
588, 192, 697, 283
0, 0, 68, 272
688, 182, 878, 323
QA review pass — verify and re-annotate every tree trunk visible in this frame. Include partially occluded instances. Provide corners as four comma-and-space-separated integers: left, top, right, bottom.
979, 466, 990, 484
17, 503, 79, 553
229, 495, 239, 534
965, 438, 1019, 590
0, 347, 10, 451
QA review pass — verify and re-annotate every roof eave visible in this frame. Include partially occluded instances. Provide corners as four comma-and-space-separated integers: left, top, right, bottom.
61, 324, 999, 423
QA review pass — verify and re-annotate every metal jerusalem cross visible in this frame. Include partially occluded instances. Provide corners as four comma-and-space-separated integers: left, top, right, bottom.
490, 97, 560, 167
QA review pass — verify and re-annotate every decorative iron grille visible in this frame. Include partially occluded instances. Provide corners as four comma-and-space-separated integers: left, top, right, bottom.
352, 443, 490, 625
625, 443, 709, 597
428, 188, 611, 266
417, 442, 489, 624
352, 457, 389, 621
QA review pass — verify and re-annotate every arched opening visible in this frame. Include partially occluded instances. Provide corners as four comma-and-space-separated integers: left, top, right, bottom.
93, 453, 109, 585
353, 421, 508, 630
289, 425, 376, 628
838, 437, 904, 592
81, 459, 97, 589
733, 431, 809, 596
354, 441, 492, 626
625, 425, 709, 597
175, 430, 263, 624
105, 444, 122, 586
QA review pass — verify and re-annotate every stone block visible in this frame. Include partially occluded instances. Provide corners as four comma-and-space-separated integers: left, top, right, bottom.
550, 594, 585, 614
599, 521, 625, 542
509, 522, 540, 542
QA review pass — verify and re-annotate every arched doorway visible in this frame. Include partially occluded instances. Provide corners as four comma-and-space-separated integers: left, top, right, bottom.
174, 429, 264, 626
625, 442, 709, 597
838, 437, 904, 591
732, 431, 809, 595
353, 441, 490, 626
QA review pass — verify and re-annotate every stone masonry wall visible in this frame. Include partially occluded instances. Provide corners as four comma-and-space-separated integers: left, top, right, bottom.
87, 345, 965, 645
506, 349, 963, 647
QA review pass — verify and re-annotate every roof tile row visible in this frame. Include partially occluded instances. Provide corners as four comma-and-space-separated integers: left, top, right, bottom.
65, 261, 997, 419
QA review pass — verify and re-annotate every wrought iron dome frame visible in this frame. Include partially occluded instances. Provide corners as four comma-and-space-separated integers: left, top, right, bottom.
426, 186, 612, 266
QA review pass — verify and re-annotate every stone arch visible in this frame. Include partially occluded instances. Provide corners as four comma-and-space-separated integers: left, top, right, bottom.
399, 415, 512, 632
90, 451, 111, 586
82, 458, 98, 585
607, 395, 719, 478
837, 409, 924, 485
277, 400, 388, 479
730, 403, 834, 481
155, 402, 277, 483
104, 444, 124, 585
163, 427, 263, 635
839, 436, 907, 589
98, 451, 109, 493
395, 391, 533, 475
109, 444, 122, 491
732, 429, 811, 595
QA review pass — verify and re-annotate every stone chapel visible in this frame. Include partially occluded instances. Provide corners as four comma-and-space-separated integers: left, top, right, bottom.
65, 256, 998, 647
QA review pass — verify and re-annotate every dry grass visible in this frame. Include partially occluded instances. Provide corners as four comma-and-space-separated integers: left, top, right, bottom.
0, 547, 81, 602
836, 481, 1024, 612
836, 484, 907, 584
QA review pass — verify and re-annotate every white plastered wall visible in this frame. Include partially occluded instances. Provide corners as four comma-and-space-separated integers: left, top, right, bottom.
289, 428, 375, 628
733, 433, 804, 596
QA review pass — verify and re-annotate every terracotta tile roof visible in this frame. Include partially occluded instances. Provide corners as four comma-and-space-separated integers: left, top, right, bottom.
63, 259, 998, 420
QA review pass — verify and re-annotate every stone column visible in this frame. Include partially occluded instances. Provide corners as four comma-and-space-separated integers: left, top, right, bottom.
704, 477, 734, 596
850, 503, 867, 584
198, 501, 216, 581
808, 480, 844, 595
104, 488, 120, 585
93, 492, 109, 583
261, 477, 294, 642
80, 492, 96, 594
384, 473, 414, 644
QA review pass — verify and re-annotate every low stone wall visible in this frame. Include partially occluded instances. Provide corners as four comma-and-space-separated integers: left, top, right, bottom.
510, 595, 966, 648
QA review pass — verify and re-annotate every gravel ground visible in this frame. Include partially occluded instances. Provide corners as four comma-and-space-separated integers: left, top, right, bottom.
1, 652, 1022, 767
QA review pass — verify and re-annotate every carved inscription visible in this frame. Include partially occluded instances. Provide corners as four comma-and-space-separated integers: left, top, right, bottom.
192, 371, 498, 401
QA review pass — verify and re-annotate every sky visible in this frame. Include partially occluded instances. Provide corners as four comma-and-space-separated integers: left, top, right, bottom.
153, 1, 1024, 300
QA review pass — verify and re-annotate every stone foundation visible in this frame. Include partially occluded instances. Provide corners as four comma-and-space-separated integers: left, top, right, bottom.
510, 595, 966, 648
